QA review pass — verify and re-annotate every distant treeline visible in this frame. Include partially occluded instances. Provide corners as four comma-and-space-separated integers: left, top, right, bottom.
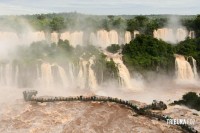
0, 12, 199, 37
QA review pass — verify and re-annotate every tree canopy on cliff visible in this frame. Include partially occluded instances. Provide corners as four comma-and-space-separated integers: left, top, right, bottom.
175, 38, 200, 69
122, 35, 174, 73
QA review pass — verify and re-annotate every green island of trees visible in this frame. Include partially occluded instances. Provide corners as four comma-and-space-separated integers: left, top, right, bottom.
171, 92, 200, 111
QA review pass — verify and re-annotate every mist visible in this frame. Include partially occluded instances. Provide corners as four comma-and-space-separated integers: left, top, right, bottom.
153, 15, 189, 44
0, 14, 199, 113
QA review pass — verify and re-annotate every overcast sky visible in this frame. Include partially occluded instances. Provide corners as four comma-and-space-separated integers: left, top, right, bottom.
0, 0, 199, 15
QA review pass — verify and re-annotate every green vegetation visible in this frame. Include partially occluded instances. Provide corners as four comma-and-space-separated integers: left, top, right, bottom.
15, 39, 118, 82
0, 13, 173, 33
182, 15, 200, 38
1, 13, 200, 76
122, 35, 174, 73
106, 44, 120, 53
175, 38, 200, 70
126, 16, 167, 35
171, 92, 200, 111
0, 13, 198, 37
121, 33, 200, 74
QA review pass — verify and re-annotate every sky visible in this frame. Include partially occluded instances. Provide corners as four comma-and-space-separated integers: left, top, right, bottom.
0, 0, 200, 15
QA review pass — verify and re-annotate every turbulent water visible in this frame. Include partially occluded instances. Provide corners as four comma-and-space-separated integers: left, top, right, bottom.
77, 56, 98, 91
103, 51, 144, 91
111, 55, 132, 89
175, 54, 198, 80
0, 101, 187, 133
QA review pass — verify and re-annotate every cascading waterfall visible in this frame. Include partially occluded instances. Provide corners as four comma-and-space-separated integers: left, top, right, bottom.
124, 31, 132, 44
20, 31, 45, 45
5, 64, 12, 86
89, 32, 97, 45
97, 30, 111, 47
104, 51, 132, 89
0, 30, 135, 48
189, 31, 195, 39
77, 59, 88, 89
70, 31, 84, 47
41, 62, 54, 87
60, 32, 71, 42
0, 32, 19, 45
14, 65, 19, 86
109, 30, 119, 44
112, 56, 132, 89
191, 57, 199, 79
0, 31, 46, 46
153, 28, 189, 43
88, 56, 98, 90
77, 57, 98, 90
69, 63, 75, 83
176, 28, 188, 42
56, 64, 69, 88
0, 62, 19, 86
51, 32, 59, 44
60, 31, 84, 47
175, 54, 198, 80
39, 62, 73, 88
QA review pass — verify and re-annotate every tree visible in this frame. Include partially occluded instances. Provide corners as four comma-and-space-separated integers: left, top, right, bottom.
106, 44, 120, 53
122, 35, 174, 73
49, 16, 65, 32
194, 15, 200, 38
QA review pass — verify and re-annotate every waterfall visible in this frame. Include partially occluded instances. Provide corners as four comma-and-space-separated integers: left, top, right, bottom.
0, 30, 135, 48
109, 30, 119, 44
104, 51, 132, 89
5, 63, 12, 86
191, 57, 199, 79
40, 62, 71, 88
89, 32, 97, 45
97, 30, 111, 47
112, 56, 132, 89
0, 31, 46, 46
20, 31, 45, 45
70, 31, 83, 47
175, 54, 197, 80
189, 31, 195, 39
60, 31, 83, 47
0, 62, 19, 86
41, 62, 54, 87
0, 32, 19, 45
154, 28, 188, 43
60, 32, 71, 42
77, 57, 98, 90
124, 31, 132, 44
56, 65, 69, 87
51, 32, 59, 44
69, 63, 75, 82
14, 65, 19, 86
77, 59, 88, 89
176, 28, 188, 42
88, 56, 98, 90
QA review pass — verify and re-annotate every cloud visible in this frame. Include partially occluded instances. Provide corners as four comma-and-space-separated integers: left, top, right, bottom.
0, 0, 199, 15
